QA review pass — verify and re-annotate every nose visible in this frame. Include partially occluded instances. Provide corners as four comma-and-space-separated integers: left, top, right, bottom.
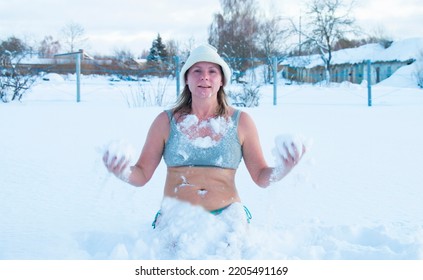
201, 72, 209, 80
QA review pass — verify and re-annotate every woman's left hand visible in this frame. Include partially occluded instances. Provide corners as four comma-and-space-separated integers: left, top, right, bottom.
280, 140, 305, 170
273, 134, 310, 175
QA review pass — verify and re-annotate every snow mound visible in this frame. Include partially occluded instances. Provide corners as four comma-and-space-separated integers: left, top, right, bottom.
73, 200, 423, 260
42, 73, 65, 83
377, 63, 421, 88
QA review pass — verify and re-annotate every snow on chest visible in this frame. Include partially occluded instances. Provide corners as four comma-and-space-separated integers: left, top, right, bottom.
176, 114, 233, 148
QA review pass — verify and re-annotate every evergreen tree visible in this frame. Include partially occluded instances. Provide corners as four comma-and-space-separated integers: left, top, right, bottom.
147, 33, 168, 62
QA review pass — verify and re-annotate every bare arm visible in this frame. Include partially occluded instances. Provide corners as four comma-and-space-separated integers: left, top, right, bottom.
104, 111, 169, 187
238, 112, 304, 188
129, 111, 169, 186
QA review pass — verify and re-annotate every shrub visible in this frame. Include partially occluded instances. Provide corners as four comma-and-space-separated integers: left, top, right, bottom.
0, 69, 37, 102
414, 51, 423, 89
228, 83, 261, 107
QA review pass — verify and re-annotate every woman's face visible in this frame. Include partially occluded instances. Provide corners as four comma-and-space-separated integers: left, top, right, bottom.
186, 62, 223, 99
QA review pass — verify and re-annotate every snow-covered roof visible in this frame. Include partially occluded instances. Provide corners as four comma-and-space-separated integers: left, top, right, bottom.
281, 37, 423, 68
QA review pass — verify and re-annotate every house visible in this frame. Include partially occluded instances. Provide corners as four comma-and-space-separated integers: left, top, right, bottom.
280, 38, 423, 85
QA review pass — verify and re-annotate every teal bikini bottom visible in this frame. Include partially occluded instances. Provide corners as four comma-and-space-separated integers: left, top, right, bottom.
152, 204, 252, 229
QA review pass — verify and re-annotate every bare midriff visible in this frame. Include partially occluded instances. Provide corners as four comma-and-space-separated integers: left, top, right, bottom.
164, 166, 241, 211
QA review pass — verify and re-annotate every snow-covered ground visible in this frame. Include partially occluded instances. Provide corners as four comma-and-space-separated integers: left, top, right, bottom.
1, 56, 423, 260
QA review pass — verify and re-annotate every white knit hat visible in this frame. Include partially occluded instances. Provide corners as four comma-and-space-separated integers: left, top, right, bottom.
180, 44, 231, 87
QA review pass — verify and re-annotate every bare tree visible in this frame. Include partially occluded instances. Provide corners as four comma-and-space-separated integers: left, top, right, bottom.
113, 47, 134, 63
208, 0, 261, 77
0, 36, 28, 56
165, 39, 180, 59
293, 0, 357, 84
182, 37, 196, 54
178, 36, 196, 63
365, 25, 393, 48
257, 15, 292, 83
112, 47, 136, 78
38, 35, 61, 58
60, 22, 88, 52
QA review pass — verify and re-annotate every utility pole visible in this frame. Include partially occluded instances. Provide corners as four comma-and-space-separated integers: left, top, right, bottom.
367, 60, 372, 107
273, 57, 278, 105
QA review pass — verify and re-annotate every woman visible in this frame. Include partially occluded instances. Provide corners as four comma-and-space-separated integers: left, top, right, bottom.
103, 44, 305, 227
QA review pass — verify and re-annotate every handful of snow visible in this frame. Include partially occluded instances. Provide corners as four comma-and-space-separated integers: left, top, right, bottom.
269, 134, 313, 183
104, 139, 136, 164
272, 134, 313, 167
103, 139, 137, 182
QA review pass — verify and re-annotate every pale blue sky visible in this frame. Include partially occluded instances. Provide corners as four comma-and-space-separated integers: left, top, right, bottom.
1, 0, 422, 55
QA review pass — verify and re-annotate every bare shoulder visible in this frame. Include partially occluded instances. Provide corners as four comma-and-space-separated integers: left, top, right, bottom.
236, 110, 258, 144
153, 111, 170, 126
238, 110, 256, 129
148, 111, 170, 139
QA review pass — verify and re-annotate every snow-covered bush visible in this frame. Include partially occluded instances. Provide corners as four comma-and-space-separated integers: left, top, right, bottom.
228, 83, 261, 107
415, 68, 423, 89
123, 82, 150, 108
414, 51, 423, 89
123, 77, 170, 108
1, 50, 37, 102
0, 72, 37, 102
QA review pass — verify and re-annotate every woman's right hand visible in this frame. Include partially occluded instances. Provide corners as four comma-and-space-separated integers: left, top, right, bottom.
102, 140, 135, 182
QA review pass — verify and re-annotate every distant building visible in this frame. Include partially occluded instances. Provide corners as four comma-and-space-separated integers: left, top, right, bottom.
280, 38, 423, 85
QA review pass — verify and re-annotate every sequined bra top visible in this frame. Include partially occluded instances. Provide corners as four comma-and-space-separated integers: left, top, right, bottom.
163, 109, 242, 169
